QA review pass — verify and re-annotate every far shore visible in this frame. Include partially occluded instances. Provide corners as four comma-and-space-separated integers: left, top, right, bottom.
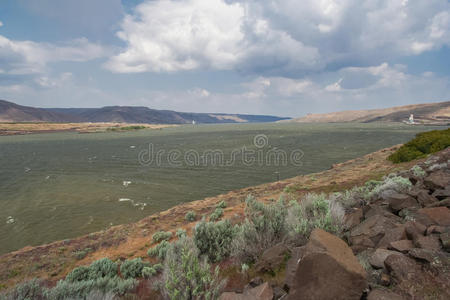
0, 122, 177, 136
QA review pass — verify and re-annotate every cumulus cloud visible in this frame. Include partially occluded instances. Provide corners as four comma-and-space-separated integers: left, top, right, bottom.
106, 0, 450, 74
0, 35, 107, 74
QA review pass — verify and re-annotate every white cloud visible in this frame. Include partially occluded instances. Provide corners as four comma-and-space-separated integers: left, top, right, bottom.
0, 35, 107, 74
0, 21, 3, 27
106, 0, 450, 74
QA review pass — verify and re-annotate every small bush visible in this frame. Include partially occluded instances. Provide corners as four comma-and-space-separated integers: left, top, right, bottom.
232, 196, 288, 263
193, 219, 235, 263
216, 201, 226, 209
73, 247, 93, 260
147, 240, 171, 260
175, 228, 186, 239
209, 207, 224, 222
369, 176, 411, 199
120, 258, 149, 279
0, 279, 45, 300
142, 267, 157, 278
152, 231, 172, 243
410, 165, 426, 177
161, 237, 225, 300
388, 128, 450, 163
88, 258, 118, 280
66, 266, 91, 283
185, 211, 196, 222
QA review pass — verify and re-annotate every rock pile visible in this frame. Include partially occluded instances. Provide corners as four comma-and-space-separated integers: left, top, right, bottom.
220, 148, 450, 300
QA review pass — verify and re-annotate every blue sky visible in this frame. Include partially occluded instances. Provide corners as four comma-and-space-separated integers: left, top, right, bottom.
0, 0, 449, 117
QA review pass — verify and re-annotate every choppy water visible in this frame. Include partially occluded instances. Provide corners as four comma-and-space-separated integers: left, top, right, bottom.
0, 123, 443, 254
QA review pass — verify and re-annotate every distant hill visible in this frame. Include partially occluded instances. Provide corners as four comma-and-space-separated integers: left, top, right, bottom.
289, 101, 450, 124
0, 100, 82, 122
0, 100, 289, 124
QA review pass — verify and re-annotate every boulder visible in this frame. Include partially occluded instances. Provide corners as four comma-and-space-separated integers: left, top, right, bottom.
349, 215, 399, 248
408, 248, 450, 265
255, 243, 290, 273
369, 249, 398, 269
367, 289, 405, 300
386, 193, 419, 212
424, 170, 450, 191
414, 235, 442, 250
426, 225, 447, 235
384, 253, 420, 283
440, 232, 450, 251
432, 187, 450, 200
404, 221, 426, 241
287, 229, 367, 300
220, 282, 273, 300
344, 208, 363, 230
389, 240, 414, 253
364, 205, 401, 222
427, 198, 450, 208
416, 189, 438, 206
376, 225, 406, 249
418, 207, 450, 226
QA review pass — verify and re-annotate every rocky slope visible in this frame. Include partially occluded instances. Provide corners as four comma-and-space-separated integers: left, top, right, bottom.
290, 101, 450, 124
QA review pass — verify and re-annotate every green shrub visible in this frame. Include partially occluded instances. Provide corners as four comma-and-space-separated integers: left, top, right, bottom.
72, 247, 93, 260
216, 201, 227, 209
388, 128, 450, 163
193, 219, 235, 263
120, 258, 149, 279
65, 266, 91, 283
209, 207, 224, 222
368, 176, 411, 199
286, 193, 344, 238
148, 240, 171, 260
142, 266, 157, 278
162, 237, 225, 300
0, 279, 45, 300
410, 165, 426, 177
152, 231, 172, 243
87, 258, 118, 279
232, 196, 288, 263
175, 228, 187, 239
185, 211, 196, 222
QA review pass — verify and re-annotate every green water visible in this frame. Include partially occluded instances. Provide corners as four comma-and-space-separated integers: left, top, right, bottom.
0, 123, 444, 254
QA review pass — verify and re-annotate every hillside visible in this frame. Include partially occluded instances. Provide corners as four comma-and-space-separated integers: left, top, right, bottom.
290, 101, 450, 124
0, 99, 288, 124
0, 100, 81, 123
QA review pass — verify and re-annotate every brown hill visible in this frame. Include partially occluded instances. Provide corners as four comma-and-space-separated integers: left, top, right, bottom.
290, 101, 450, 124
0, 100, 82, 122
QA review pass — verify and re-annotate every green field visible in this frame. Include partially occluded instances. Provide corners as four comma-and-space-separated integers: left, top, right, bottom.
0, 122, 445, 254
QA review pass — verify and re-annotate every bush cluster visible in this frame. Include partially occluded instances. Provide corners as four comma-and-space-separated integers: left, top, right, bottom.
120, 258, 149, 279
388, 128, 450, 163
152, 231, 172, 243
185, 211, 196, 222
209, 207, 224, 222
147, 240, 171, 260
161, 237, 225, 300
193, 219, 235, 262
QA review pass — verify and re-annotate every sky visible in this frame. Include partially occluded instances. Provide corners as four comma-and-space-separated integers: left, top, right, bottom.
0, 0, 449, 117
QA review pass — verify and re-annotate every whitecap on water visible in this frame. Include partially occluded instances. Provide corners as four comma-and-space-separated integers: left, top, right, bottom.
24, 167, 31, 173
130, 146, 136, 149
118, 198, 146, 210
123, 181, 132, 187
6, 216, 15, 224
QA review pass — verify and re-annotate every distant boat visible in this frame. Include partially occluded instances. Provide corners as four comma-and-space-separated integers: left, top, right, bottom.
192, 120, 196, 125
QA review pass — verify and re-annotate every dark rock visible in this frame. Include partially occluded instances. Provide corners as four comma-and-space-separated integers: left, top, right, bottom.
349, 215, 399, 248
408, 248, 450, 265
367, 288, 405, 300
284, 246, 305, 290
441, 232, 450, 251
369, 249, 398, 269
432, 187, 450, 200
220, 282, 273, 300
404, 221, 426, 241
386, 193, 419, 212
255, 243, 290, 273
245, 277, 264, 290
416, 189, 439, 206
384, 253, 420, 283
389, 240, 414, 253
376, 225, 406, 248
364, 205, 401, 222
415, 235, 442, 250
344, 208, 363, 230
427, 198, 450, 208
426, 225, 447, 235
272, 286, 287, 300
424, 170, 450, 191
418, 207, 450, 226
287, 229, 367, 300
379, 273, 391, 286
